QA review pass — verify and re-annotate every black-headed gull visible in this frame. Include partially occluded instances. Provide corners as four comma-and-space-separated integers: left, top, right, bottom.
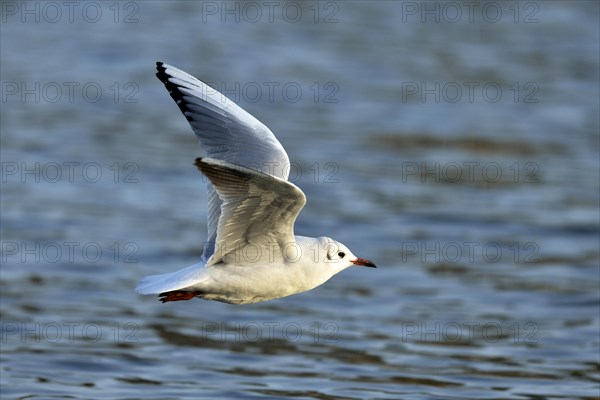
136, 62, 375, 304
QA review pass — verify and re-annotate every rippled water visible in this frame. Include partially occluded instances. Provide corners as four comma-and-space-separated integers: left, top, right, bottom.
1, 1, 599, 399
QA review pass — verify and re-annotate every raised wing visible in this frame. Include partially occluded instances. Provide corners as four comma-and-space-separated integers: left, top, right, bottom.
194, 158, 306, 266
156, 62, 290, 259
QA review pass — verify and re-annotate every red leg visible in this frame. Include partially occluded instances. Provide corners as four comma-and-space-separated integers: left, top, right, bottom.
158, 291, 202, 303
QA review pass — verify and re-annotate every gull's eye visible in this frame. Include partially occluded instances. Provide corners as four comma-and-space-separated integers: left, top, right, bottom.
338, 251, 346, 258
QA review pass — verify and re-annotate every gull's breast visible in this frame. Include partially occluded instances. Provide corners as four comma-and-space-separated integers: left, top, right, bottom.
196, 261, 331, 304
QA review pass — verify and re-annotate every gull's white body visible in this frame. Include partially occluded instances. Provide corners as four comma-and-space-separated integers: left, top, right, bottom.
136, 63, 375, 304
138, 236, 351, 304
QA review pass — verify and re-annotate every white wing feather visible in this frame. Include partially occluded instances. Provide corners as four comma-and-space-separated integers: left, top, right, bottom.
156, 62, 290, 259
195, 158, 306, 266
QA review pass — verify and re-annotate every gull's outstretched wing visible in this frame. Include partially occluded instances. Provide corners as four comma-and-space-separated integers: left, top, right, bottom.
156, 62, 290, 259
194, 158, 306, 266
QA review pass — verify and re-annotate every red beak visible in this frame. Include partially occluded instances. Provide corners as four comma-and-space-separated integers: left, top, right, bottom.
351, 258, 377, 268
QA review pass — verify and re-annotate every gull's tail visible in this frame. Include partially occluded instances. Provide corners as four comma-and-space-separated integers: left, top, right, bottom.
135, 262, 207, 295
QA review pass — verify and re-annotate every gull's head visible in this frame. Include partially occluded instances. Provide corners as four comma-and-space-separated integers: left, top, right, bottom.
319, 237, 376, 274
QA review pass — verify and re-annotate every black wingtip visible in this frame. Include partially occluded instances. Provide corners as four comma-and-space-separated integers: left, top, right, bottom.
155, 62, 195, 123
155, 61, 168, 83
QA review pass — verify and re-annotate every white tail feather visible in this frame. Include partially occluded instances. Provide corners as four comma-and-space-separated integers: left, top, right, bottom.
136, 262, 207, 295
